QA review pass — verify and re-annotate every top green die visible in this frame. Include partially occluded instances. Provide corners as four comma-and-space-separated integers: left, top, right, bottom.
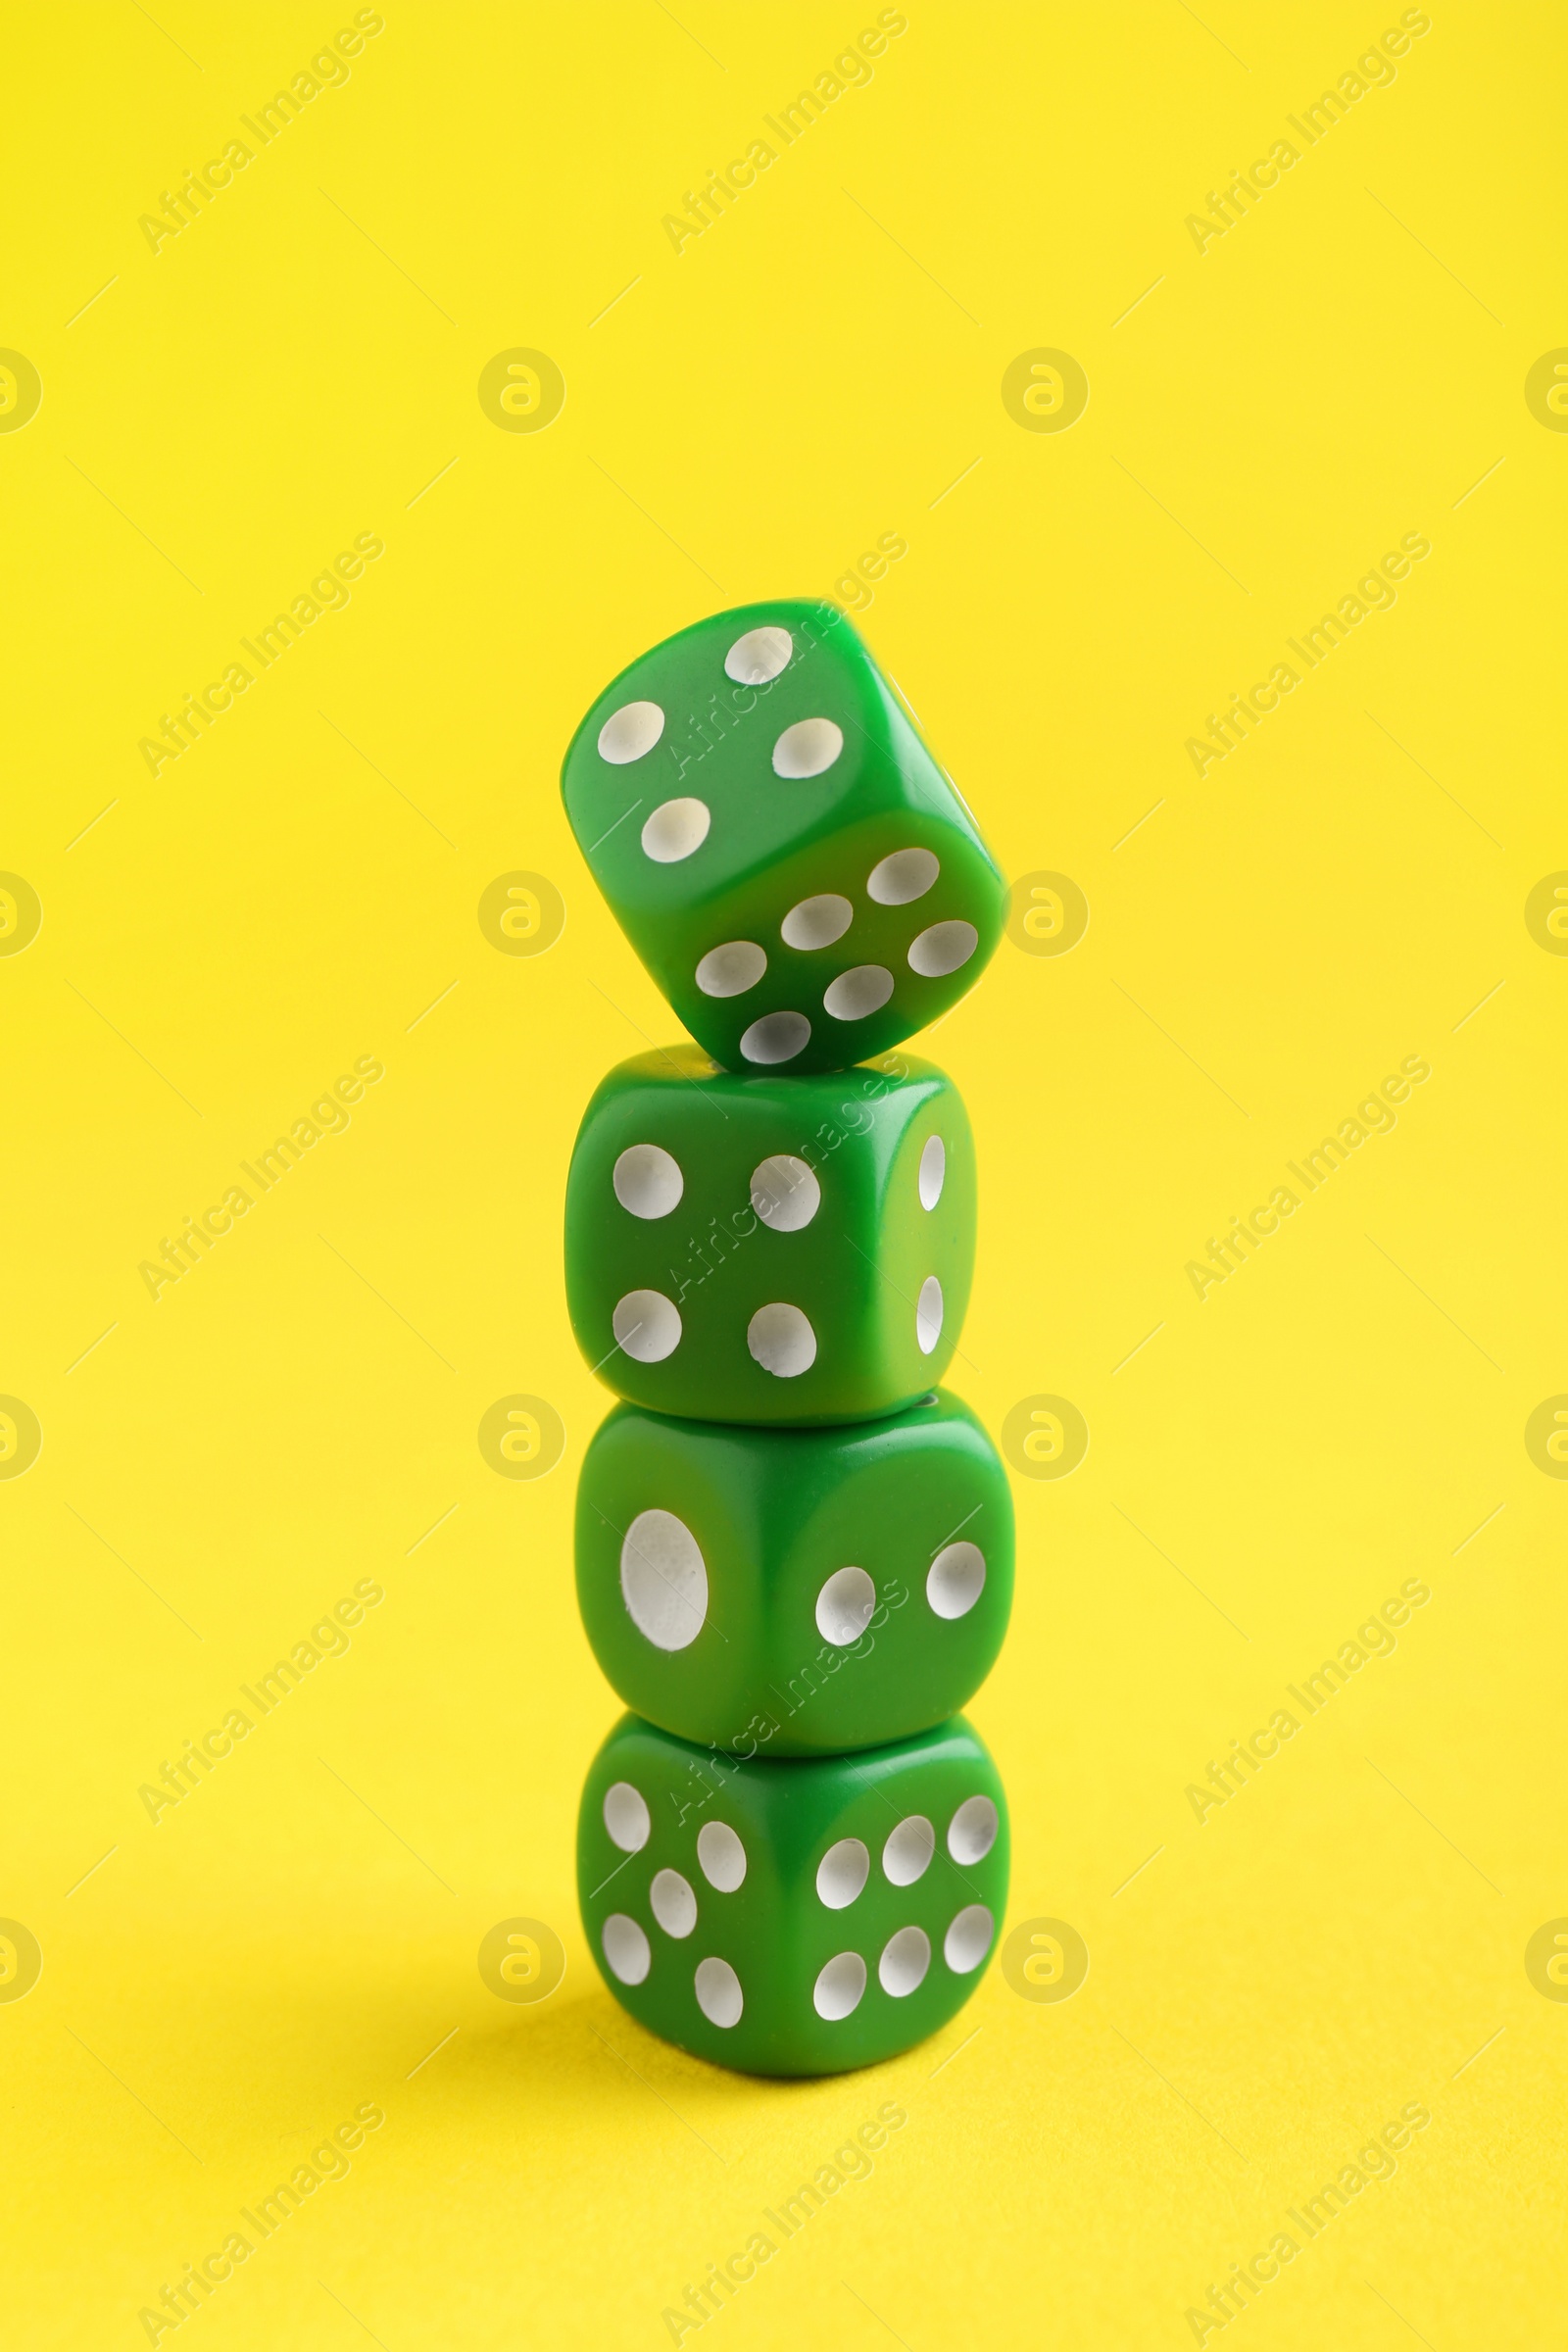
561, 600, 1005, 1073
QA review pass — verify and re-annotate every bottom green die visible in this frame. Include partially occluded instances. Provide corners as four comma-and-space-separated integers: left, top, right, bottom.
578, 1711, 1008, 2077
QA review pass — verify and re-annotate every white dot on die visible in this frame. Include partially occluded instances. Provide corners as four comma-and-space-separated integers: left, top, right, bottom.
650, 1868, 698, 1938
823, 964, 894, 1022
883, 1815, 934, 1886
908, 919, 978, 977
641, 798, 710, 863
603, 1782, 650, 1853
598, 701, 664, 764
815, 1838, 870, 1910
694, 1955, 744, 2028
944, 1903, 995, 1974
772, 718, 844, 779
748, 1301, 816, 1378
813, 1950, 867, 2021
867, 847, 939, 906
697, 1822, 747, 1892
612, 1144, 683, 1220
781, 894, 853, 951
816, 1565, 876, 1646
927, 1542, 986, 1621
740, 1009, 810, 1065
602, 1913, 651, 1984
916, 1276, 944, 1355
620, 1509, 708, 1650
613, 1289, 682, 1363
725, 625, 793, 685
948, 1795, 999, 1865
878, 1925, 931, 1998
751, 1154, 820, 1232
918, 1135, 946, 1210
696, 941, 766, 999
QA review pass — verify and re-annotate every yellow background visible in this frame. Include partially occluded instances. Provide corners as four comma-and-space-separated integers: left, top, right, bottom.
5, 3, 1564, 2344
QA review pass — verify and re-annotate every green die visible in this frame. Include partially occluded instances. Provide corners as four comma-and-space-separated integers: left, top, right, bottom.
561, 600, 1004, 1074
576, 1390, 1012, 1757
579, 1712, 1007, 2077
564, 1048, 974, 1426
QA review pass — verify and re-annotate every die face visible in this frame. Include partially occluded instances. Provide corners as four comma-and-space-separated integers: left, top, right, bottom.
561, 600, 1004, 1073
564, 1049, 976, 1426
577, 1393, 1013, 1756
579, 1713, 1008, 2078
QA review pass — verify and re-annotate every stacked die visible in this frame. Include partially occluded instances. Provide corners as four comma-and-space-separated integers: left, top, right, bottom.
561, 600, 1013, 2077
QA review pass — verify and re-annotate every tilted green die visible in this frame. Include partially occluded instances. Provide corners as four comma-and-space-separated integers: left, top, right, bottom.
561, 600, 1004, 1074
576, 1391, 1012, 1756
579, 1712, 1007, 2077
564, 1048, 974, 1426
